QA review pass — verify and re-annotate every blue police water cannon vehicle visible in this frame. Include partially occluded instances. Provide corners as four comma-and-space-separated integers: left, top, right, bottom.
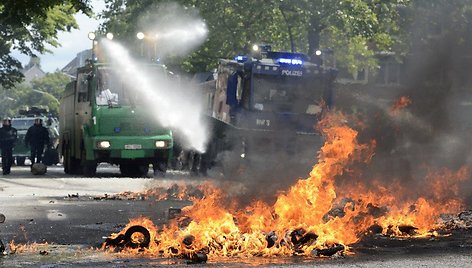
193, 44, 337, 179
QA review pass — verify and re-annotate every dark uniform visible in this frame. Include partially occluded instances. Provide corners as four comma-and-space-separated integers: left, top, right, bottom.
25, 118, 50, 165
0, 118, 18, 175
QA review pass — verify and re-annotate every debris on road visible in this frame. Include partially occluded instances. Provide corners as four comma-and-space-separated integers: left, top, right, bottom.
0, 213, 5, 255
167, 208, 181, 220
441, 210, 472, 230
0, 239, 5, 256
31, 163, 47, 175
182, 252, 208, 264
67, 193, 79, 199
312, 244, 345, 257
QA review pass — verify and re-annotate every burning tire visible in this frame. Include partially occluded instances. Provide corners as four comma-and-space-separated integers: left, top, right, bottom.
104, 225, 151, 249
123, 225, 151, 249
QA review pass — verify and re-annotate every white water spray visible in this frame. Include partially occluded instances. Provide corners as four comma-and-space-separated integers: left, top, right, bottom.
137, 2, 209, 58
102, 39, 208, 152
97, 3, 210, 152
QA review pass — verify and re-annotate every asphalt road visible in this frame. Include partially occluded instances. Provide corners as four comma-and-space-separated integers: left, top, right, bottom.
1, 165, 472, 267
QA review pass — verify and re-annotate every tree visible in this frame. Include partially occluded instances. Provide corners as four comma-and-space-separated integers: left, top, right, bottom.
30, 71, 71, 115
99, 0, 407, 76
0, 0, 91, 88
265, 0, 409, 76
0, 71, 70, 117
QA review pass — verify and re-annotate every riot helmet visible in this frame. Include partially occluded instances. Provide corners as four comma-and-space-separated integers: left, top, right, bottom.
2, 117, 11, 126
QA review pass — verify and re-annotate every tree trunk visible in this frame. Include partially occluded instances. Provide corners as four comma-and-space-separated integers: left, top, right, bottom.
307, 16, 323, 55
279, 8, 295, 52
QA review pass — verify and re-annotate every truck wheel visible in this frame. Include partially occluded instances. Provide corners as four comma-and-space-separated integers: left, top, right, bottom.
16, 157, 26, 166
138, 165, 149, 177
119, 165, 129, 176
220, 150, 241, 178
43, 148, 58, 166
83, 160, 97, 177
220, 139, 246, 180
70, 158, 81, 174
63, 145, 71, 174
153, 155, 168, 175
64, 144, 81, 175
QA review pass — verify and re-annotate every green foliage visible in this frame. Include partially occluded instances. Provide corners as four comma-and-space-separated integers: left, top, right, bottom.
0, 0, 91, 88
0, 71, 69, 117
99, 0, 407, 76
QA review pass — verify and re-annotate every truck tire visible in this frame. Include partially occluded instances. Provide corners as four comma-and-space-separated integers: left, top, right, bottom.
218, 137, 246, 179
43, 148, 59, 166
220, 150, 241, 178
83, 160, 97, 177
16, 157, 26, 166
64, 143, 80, 175
187, 151, 197, 174
63, 144, 71, 174
153, 155, 168, 175
138, 165, 150, 177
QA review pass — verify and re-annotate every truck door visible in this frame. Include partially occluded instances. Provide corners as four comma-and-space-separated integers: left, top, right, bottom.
74, 72, 92, 158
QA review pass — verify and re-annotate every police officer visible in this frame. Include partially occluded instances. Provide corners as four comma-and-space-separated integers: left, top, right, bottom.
25, 118, 50, 165
0, 118, 17, 175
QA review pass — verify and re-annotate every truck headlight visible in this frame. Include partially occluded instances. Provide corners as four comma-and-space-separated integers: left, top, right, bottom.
97, 141, 111, 149
155, 141, 167, 148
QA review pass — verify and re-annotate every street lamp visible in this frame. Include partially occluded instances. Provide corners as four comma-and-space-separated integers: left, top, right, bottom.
106, 33, 114, 40
136, 32, 145, 56
88, 32, 96, 40
88, 32, 97, 61
88, 32, 115, 62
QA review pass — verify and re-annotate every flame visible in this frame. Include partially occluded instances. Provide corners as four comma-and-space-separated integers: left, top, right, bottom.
9, 241, 49, 254
390, 96, 412, 115
104, 111, 470, 259
110, 183, 206, 201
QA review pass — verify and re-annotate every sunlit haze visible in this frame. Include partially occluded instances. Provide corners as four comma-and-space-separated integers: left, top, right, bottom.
139, 2, 209, 59
102, 39, 208, 152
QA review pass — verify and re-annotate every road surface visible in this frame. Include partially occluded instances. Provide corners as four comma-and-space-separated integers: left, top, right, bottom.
0, 165, 472, 267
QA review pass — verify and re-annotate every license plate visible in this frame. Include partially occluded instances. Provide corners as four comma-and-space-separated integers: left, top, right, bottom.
124, 144, 142, 149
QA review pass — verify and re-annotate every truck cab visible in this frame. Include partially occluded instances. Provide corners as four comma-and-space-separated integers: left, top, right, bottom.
59, 62, 173, 176
201, 46, 337, 178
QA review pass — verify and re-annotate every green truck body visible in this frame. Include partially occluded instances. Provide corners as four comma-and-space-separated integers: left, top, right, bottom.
59, 62, 173, 176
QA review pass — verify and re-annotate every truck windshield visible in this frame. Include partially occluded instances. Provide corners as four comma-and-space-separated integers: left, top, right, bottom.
252, 74, 324, 115
12, 119, 36, 130
96, 67, 132, 106
96, 65, 168, 106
